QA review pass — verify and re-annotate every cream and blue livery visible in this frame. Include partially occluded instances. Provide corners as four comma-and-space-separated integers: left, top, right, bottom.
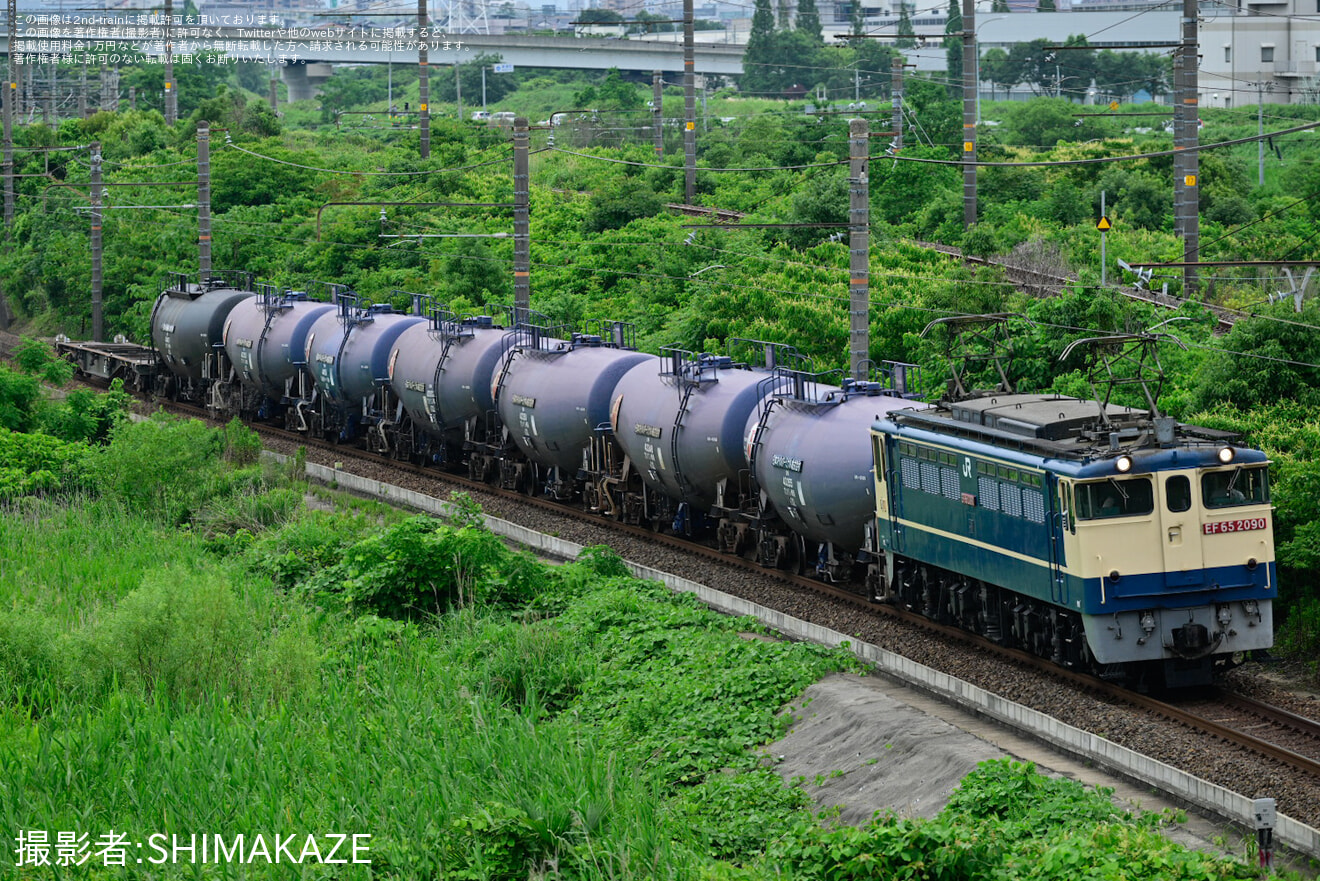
872, 393, 1274, 688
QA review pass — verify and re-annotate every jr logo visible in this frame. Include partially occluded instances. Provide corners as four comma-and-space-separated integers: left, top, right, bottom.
963, 457, 973, 479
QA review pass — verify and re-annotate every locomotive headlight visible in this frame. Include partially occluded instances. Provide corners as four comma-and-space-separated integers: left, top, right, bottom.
1218, 446, 1235, 464
1115, 455, 1133, 473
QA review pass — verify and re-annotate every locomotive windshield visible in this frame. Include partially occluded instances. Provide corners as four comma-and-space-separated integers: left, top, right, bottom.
1076, 477, 1154, 520
1202, 466, 1269, 509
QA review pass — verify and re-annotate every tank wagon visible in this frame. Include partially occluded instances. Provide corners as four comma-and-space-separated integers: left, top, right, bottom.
221, 286, 336, 419
386, 309, 511, 466
747, 369, 919, 583
492, 321, 651, 499
606, 343, 797, 535
149, 271, 256, 404
299, 296, 425, 442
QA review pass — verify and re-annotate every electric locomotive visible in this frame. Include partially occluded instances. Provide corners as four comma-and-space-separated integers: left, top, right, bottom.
871, 382, 1274, 689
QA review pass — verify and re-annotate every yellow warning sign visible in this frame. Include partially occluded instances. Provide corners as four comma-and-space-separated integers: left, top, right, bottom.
1184, 174, 1197, 187
685, 122, 695, 131
1097, 216, 1111, 231
963, 141, 974, 152
1109, 100, 1119, 111
420, 103, 428, 111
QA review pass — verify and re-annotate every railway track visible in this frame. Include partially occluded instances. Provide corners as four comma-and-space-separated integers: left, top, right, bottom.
157, 395, 1320, 790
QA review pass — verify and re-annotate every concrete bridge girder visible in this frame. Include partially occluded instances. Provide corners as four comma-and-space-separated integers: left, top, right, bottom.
282, 61, 334, 102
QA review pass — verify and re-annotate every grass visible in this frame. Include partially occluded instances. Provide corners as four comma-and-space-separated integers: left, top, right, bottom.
0, 411, 1283, 879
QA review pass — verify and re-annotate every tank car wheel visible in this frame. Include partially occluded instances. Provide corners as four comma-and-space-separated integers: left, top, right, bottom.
790, 534, 806, 576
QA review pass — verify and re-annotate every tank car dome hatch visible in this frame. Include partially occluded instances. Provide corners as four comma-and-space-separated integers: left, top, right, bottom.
747, 378, 915, 552
222, 291, 336, 401
611, 352, 789, 512
151, 275, 256, 382
497, 338, 653, 475
388, 315, 509, 441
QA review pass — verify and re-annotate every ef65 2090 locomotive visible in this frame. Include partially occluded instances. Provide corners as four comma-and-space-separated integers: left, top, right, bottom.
56, 272, 1275, 688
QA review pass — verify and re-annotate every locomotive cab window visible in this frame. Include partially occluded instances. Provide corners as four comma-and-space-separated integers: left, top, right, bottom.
1165, 475, 1192, 513
1075, 478, 1154, 520
1202, 466, 1269, 508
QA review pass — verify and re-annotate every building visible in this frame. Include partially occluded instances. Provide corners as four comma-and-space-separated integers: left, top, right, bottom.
1201, 2, 1320, 105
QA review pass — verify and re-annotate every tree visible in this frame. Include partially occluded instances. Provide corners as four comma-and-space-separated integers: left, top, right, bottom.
979, 47, 1016, 99
573, 68, 645, 110
1005, 39, 1053, 95
743, 0, 778, 92
896, 4, 916, 48
1037, 0, 1055, 10
944, 0, 962, 97
577, 8, 624, 23
796, 0, 823, 43
991, 0, 1008, 10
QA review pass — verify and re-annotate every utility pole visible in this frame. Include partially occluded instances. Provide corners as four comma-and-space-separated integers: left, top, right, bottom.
455, 62, 462, 124
90, 142, 103, 342
652, 70, 663, 157
4, 0, 15, 235
1100, 190, 1107, 286
961, 0, 976, 229
129, 85, 136, 110
683, 0, 696, 205
44, 62, 52, 124
198, 122, 211, 281
891, 56, 903, 149
269, 72, 278, 114
848, 118, 870, 381
1250, 80, 1270, 187
79, 57, 87, 118
1174, 0, 1199, 292
512, 117, 530, 323
164, 0, 176, 125
418, 0, 430, 159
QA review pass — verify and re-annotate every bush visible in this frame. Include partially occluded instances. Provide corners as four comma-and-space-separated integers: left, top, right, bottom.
82, 568, 318, 705
0, 612, 70, 716
308, 516, 541, 618
90, 413, 224, 521
961, 223, 999, 257
84, 569, 255, 702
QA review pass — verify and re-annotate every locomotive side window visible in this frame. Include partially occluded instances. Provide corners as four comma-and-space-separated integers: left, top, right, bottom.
1166, 475, 1192, 513
1075, 478, 1154, 520
1202, 466, 1269, 508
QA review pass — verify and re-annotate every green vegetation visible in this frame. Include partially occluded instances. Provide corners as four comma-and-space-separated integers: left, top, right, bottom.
2, 44, 1320, 675
0, 399, 1272, 878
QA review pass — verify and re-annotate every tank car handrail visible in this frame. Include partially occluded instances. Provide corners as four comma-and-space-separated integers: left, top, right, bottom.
659, 347, 737, 382
472, 303, 515, 329
727, 337, 807, 371
309, 280, 354, 305
582, 319, 636, 351
391, 289, 433, 318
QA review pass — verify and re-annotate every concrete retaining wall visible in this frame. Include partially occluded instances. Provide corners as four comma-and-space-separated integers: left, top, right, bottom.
298, 458, 1320, 860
